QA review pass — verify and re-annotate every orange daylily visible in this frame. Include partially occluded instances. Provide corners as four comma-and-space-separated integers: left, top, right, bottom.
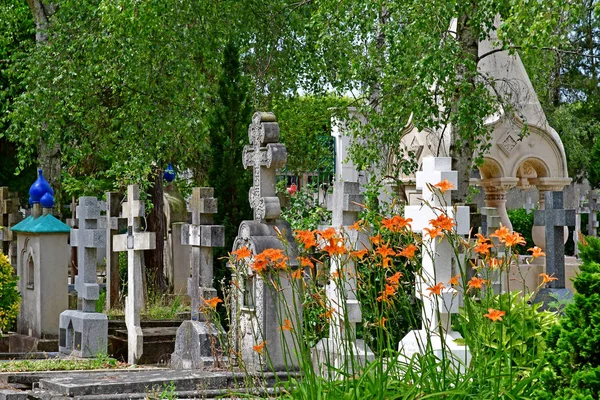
376, 244, 396, 258
540, 273, 558, 284
448, 274, 460, 286
291, 269, 303, 279
484, 308, 506, 322
528, 246, 546, 259
382, 257, 393, 269
319, 307, 335, 320
488, 258, 501, 269
475, 233, 490, 245
253, 341, 267, 354
318, 227, 338, 241
377, 284, 397, 302
474, 241, 493, 256
434, 179, 455, 193
204, 297, 223, 309
232, 246, 252, 260
377, 317, 388, 328
370, 234, 383, 246
504, 232, 527, 247
426, 282, 445, 296
429, 214, 455, 231
424, 227, 443, 239
387, 271, 404, 286
279, 319, 293, 332
351, 249, 369, 260
298, 256, 315, 269
295, 230, 317, 249
323, 241, 347, 257
398, 244, 418, 258
348, 220, 363, 231
467, 276, 486, 290
381, 215, 413, 232
490, 224, 510, 242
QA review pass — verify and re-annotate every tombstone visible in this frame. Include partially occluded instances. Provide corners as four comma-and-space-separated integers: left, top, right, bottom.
105, 192, 127, 309
399, 157, 471, 369
533, 191, 575, 309
230, 112, 301, 372
523, 196, 535, 215
10, 170, 70, 343
312, 181, 374, 378
0, 187, 22, 267
162, 167, 190, 294
587, 191, 600, 237
573, 193, 588, 258
113, 185, 156, 364
59, 197, 108, 357
171, 187, 225, 370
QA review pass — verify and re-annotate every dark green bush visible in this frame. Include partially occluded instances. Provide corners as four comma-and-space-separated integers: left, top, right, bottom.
534, 236, 600, 399
0, 251, 20, 334
507, 208, 534, 249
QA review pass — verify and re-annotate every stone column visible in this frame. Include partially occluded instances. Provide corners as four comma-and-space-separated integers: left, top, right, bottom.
478, 178, 519, 231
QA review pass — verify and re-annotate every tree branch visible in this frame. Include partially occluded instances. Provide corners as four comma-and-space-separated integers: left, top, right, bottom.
478, 46, 596, 63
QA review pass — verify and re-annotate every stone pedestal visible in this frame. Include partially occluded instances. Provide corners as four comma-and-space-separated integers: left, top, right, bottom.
171, 320, 223, 369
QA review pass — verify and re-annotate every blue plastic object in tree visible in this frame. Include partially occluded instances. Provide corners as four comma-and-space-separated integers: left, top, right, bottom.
163, 163, 176, 183
29, 169, 52, 203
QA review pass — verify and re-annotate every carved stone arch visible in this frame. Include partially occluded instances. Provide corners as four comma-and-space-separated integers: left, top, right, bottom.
478, 157, 505, 180
513, 156, 551, 189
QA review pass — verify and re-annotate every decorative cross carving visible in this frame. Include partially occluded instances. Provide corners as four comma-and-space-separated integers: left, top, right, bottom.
71, 197, 107, 312
534, 191, 575, 289
113, 185, 156, 365
181, 187, 224, 321
242, 112, 287, 221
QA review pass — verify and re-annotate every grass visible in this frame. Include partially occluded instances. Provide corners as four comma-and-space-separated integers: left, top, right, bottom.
0, 355, 124, 372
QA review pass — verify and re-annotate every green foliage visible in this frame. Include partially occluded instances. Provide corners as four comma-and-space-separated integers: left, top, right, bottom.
0, 355, 120, 372
280, 184, 331, 232
534, 236, 600, 399
507, 208, 535, 249
0, 252, 19, 334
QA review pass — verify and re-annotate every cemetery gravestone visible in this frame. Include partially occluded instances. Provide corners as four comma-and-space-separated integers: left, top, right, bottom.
171, 187, 225, 370
588, 191, 599, 237
230, 111, 300, 372
534, 191, 575, 309
105, 192, 127, 309
0, 187, 21, 267
399, 157, 471, 369
313, 181, 373, 378
10, 170, 69, 346
113, 185, 156, 365
59, 197, 108, 357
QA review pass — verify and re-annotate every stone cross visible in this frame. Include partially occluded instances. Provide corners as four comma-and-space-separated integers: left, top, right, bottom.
105, 192, 127, 309
181, 187, 224, 321
401, 157, 470, 368
71, 197, 107, 312
243, 112, 287, 221
534, 191, 575, 289
0, 187, 21, 266
113, 185, 156, 364
481, 207, 500, 238
587, 191, 600, 237
523, 196, 535, 215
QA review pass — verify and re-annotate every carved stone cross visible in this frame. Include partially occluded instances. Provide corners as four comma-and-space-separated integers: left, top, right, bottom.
181, 187, 224, 321
588, 191, 600, 237
242, 112, 287, 221
534, 191, 575, 289
113, 185, 156, 365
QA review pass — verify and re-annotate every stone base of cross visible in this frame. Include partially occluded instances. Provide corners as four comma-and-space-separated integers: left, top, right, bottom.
113, 185, 156, 365
398, 157, 471, 370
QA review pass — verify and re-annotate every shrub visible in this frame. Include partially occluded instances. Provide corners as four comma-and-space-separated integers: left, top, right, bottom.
0, 251, 20, 334
534, 236, 600, 399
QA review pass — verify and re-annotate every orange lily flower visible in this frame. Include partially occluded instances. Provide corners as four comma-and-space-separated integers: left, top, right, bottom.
204, 297, 223, 309
377, 244, 396, 258
429, 214, 455, 231
426, 282, 445, 296
351, 249, 369, 260
475, 233, 490, 245
279, 319, 293, 332
528, 246, 546, 259
488, 258, 501, 269
448, 274, 460, 286
291, 269, 303, 279
323, 241, 347, 257
490, 224, 510, 242
467, 276, 486, 290
398, 244, 418, 258
348, 220, 363, 231
298, 256, 315, 269
381, 215, 413, 232
387, 271, 404, 286
232, 246, 252, 260
377, 317, 388, 328
540, 273, 558, 284
504, 232, 526, 247
484, 308, 506, 322
434, 179, 455, 193
474, 241, 493, 256
370, 234, 383, 246
253, 341, 267, 354
377, 284, 397, 302
294, 230, 317, 249
318, 227, 338, 241
319, 307, 335, 320
424, 227, 443, 239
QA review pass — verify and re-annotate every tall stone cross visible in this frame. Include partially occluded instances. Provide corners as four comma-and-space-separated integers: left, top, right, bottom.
400, 157, 470, 369
534, 191, 575, 289
587, 191, 600, 237
113, 185, 156, 364
243, 112, 287, 222
181, 187, 224, 321
0, 187, 20, 265
72, 197, 106, 312
105, 192, 127, 309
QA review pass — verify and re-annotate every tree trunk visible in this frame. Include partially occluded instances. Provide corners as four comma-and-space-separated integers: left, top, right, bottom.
144, 169, 168, 294
450, 11, 479, 204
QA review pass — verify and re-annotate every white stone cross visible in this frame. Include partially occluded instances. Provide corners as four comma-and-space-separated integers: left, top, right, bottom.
71, 197, 107, 312
113, 185, 156, 365
181, 187, 224, 321
587, 191, 600, 237
400, 157, 470, 368
523, 196, 534, 214
242, 112, 287, 221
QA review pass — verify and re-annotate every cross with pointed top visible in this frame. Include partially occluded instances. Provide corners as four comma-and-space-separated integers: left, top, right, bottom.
242, 112, 287, 221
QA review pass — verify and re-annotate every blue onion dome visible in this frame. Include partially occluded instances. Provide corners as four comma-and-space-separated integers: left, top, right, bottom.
163, 163, 176, 183
28, 197, 33, 206
40, 192, 55, 208
29, 169, 52, 203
